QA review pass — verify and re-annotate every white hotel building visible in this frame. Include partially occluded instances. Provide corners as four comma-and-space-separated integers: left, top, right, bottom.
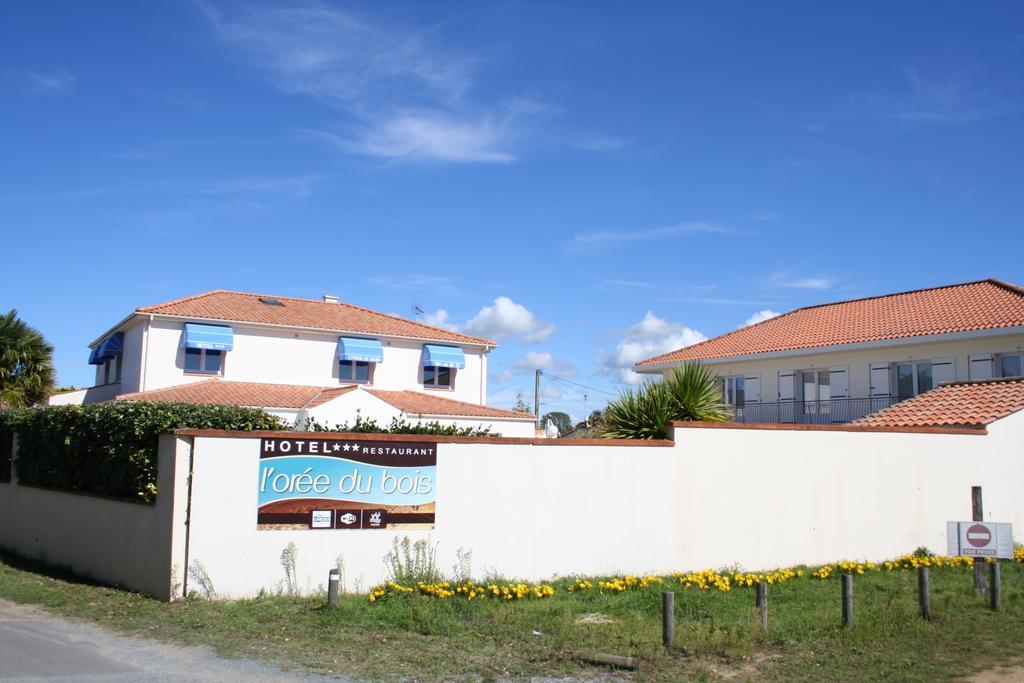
51, 290, 535, 436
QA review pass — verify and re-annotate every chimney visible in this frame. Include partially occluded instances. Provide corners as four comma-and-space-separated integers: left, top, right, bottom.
322, 294, 339, 304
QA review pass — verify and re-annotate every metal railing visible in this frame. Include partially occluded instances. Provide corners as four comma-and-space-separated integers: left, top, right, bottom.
727, 397, 904, 425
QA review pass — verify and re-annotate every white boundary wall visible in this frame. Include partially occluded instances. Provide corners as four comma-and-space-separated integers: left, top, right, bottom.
0, 435, 191, 600
673, 413, 1024, 569
184, 436, 682, 598
2, 418, 1023, 601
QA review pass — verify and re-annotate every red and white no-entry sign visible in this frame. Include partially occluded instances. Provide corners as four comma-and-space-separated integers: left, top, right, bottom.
947, 521, 1013, 559
966, 523, 991, 548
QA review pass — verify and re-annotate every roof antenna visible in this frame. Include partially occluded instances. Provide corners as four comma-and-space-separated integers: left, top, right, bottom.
413, 304, 424, 320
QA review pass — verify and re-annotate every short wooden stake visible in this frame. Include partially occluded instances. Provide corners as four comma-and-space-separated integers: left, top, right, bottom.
841, 574, 853, 628
917, 566, 931, 620
990, 561, 1001, 611
328, 568, 340, 609
756, 581, 768, 631
972, 486, 987, 596
662, 591, 675, 647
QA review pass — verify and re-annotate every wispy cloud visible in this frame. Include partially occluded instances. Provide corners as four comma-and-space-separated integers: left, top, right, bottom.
769, 272, 837, 290
26, 68, 75, 93
197, 2, 539, 163
369, 273, 458, 296
570, 222, 732, 250
0, 175, 323, 202
858, 65, 1019, 125
575, 134, 628, 152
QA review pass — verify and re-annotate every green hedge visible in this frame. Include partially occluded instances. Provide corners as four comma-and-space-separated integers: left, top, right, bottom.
10, 402, 284, 502
0, 410, 14, 483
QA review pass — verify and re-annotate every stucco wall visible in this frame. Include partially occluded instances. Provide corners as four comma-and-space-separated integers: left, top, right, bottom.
0, 435, 190, 600
651, 332, 1024, 404
140, 318, 487, 404
183, 435, 682, 598
673, 416, 1024, 569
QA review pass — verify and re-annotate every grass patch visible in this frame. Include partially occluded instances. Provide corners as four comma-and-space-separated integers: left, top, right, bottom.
2, 550, 1024, 681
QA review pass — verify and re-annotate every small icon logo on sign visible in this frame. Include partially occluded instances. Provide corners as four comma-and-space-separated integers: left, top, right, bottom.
339, 512, 358, 525
310, 510, 333, 529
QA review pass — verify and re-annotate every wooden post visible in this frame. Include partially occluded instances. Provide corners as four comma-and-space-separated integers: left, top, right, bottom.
990, 562, 1001, 611
972, 486, 987, 595
756, 581, 768, 631
662, 591, 675, 647
328, 568, 340, 609
917, 567, 931, 620
841, 574, 853, 628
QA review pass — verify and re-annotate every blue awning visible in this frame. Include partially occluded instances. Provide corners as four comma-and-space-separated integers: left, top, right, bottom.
423, 344, 465, 369
183, 324, 234, 351
88, 332, 124, 365
337, 337, 384, 363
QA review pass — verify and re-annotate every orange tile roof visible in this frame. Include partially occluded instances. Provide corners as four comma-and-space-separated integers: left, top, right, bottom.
637, 279, 1024, 367
852, 377, 1024, 429
367, 389, 535, 420
136, 290, 494, 346
116, 380, 356, 409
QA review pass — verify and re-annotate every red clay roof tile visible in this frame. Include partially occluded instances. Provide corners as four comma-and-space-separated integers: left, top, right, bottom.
116, 380, 355, 409
852, 377, 1024, 429
137, 290, 494, 346
637, 279, 1024, 367
367, 389, 535, 420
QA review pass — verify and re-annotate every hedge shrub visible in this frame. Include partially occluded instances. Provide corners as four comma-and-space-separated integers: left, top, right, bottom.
11, 402, 284, 502
0, 410, 14, 483
305, 414, 493, 436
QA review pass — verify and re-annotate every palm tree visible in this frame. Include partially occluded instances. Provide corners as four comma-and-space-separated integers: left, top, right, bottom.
602, 363, 728, 439
0, 310, 55, 407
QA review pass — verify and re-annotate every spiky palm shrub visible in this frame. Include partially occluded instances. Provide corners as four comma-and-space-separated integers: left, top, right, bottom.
663, 362, 730, 422
0, 310, 55, 407
602, 363, 728, 439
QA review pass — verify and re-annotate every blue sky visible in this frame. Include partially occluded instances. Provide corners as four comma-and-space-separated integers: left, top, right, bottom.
3, 1, 1022, 420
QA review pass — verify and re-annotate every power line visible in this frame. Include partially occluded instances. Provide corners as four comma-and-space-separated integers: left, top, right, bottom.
488, 373, 534, 395
544, 373, 619, 398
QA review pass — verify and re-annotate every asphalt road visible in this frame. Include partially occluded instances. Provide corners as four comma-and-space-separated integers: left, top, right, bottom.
0, 598, 345, 682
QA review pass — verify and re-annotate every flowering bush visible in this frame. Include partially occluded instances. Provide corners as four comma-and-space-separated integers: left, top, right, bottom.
367, 550, 1024, 604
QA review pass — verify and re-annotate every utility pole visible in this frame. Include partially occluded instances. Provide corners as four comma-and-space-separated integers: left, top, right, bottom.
534, 369, 542, 427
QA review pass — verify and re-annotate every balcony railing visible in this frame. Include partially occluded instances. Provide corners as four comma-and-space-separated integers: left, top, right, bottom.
726, 397, 904, 425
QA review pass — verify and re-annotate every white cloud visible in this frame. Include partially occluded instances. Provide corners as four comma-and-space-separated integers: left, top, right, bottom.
197, 2, 535, 163
770, 273, 837, 290
601, 312, 706, 384
571, 222, 730, 250
418, 308, 452, 328
462, 297, 554, 343
370, 274, 458, 296
26, 68, 75, 93
741, 309, 782, 328
316, 113, 515, 163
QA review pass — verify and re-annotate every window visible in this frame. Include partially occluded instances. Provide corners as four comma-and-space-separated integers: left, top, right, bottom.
798, 369, 830, 415
895, 361, 932, 399
423, 365, 453, 388
719, 376, 745, 406
102, 356, 122, 384
340, 360, 372, 384
999, 353, 1023, 378
185, 348, 223, 374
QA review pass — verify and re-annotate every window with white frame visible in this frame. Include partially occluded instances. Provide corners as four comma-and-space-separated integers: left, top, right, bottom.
184, 348, 223, 375
340, 360, 373, 384
998, 353, 1023, 378
798, 369, 831, 414
102, 356, 122, 384
895, 361, 932, 399
423, 365, 454, 389
718, 376, 746, 406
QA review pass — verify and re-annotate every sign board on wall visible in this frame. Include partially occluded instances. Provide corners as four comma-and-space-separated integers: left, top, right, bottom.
946, 521, 1014, 559
257, 438, 436, 530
